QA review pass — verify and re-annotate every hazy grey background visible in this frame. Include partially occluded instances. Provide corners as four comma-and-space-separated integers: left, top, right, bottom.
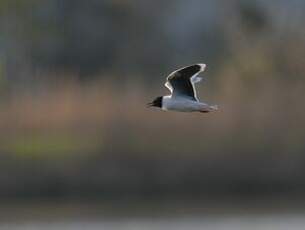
1, 0, 305, 229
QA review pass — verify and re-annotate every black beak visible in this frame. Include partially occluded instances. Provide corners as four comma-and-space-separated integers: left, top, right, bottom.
147, 102, 153, 107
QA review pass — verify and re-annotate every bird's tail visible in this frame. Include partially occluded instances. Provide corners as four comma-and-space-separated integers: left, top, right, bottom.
209, 105, 219, 111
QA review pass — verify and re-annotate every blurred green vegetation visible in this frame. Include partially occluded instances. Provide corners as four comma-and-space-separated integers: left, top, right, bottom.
1, 135, 101, 157
0, 61, 5, 90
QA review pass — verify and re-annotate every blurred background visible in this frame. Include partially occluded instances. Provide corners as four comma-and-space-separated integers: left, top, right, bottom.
1, 0, 305, 229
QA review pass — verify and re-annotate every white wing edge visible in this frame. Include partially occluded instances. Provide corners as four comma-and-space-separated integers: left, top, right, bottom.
197, 63, 207, 72
165, 63, 207, 95
164, 81, 173, 93
190, 63, 206, 83
191, 64, 206, 100
191, 76, 202, 84
167, 63, 206, 79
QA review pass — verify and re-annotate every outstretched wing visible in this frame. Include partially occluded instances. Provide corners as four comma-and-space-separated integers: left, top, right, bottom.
164, 64, 206, 101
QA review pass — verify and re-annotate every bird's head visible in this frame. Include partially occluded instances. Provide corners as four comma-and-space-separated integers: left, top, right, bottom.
147, 96, 163, 108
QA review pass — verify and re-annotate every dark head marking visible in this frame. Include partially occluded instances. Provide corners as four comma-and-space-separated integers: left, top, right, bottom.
147, 96, 163, 108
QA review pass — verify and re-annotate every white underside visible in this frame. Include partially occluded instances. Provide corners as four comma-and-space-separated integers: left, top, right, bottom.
162, 96, 218, 112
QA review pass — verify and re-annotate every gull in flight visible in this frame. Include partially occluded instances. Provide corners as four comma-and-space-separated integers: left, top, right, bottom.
148, 63, 218, 113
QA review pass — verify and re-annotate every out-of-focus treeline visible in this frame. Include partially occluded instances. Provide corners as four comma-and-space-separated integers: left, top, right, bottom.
0, 0, 305, 200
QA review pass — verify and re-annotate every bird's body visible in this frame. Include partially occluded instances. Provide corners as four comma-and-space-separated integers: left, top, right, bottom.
148, 63, 218, 113
162, 95, 214, 113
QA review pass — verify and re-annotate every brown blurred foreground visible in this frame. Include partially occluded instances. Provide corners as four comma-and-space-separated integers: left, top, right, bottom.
0, 71, 305, 199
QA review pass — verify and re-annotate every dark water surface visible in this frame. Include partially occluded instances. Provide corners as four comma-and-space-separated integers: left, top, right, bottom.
1, 200, 305, 230
2, 215, 305, 230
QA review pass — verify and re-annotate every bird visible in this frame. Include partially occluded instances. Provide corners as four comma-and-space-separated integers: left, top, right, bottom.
147, 63, 218, 113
